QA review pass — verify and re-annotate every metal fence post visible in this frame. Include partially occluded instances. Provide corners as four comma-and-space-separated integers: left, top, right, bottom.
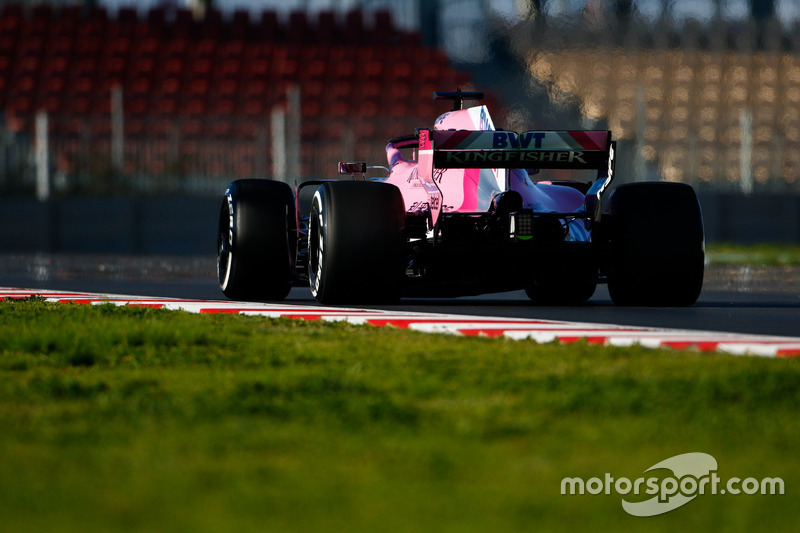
35, 110, 49, 201
271, 107, 286, 182
111, 84, 124, 183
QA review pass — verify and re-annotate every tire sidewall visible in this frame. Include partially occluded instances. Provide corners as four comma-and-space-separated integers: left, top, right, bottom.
605, 182, 705, 306
308, 181, 405, 304
217, 179, 295, 301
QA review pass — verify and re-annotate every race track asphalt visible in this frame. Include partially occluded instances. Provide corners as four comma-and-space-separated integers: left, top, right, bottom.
1, 254, 799, 338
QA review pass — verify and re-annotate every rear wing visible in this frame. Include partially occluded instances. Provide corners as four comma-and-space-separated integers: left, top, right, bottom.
417, 129, 615, 227
420, 129, 612, 170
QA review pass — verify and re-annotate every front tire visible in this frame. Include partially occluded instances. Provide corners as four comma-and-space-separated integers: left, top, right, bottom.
308, 181, 405, 304
217, 179, 295, 301
605, 182, 704, 306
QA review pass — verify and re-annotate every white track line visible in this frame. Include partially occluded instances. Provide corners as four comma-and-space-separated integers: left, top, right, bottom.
2, 287, 799, 358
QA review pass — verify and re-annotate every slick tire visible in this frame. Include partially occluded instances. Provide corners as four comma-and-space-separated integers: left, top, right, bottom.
217, 179, 295, 301
606, 182, 704, 306
308, 181, 405, 304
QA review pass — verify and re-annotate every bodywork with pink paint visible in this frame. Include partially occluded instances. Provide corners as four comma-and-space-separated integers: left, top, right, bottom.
383, 104, 600, 243
290, 91, 619, 299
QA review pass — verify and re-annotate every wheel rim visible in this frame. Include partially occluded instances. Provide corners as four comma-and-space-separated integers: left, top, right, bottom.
308, 191, 324, 297
217, 199, 233, 290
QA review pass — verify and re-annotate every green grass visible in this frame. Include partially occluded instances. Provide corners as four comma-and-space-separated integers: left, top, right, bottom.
706, 243, 800, 265
0, 297, 798, 532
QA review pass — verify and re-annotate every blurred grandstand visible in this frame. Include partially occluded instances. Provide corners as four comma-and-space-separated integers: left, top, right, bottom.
0, 1, 486, 196
1, 0, 800, 197
501, 0, 800, 194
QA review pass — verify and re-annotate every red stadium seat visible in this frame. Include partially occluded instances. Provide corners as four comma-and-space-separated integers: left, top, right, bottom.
207, 117, 233, 137
126, 96, 149, 116
50, 15, 78, 39
96, 76, 125, 98
1, 5, 23, 33
355, 80, 381, 102
63, 95, 91, 115
194, 38, 217, 59
230, 10, 251, 40
42, 75, 66, 95
355, 99, 379, 118
130, 57, 156, 81
105, 36, 132, 59
301, 99, 322, 119
163, 37, 189, 59
47, 35, 74, 57
219, 57, 243, 80
133, 36, 160, 58
7, 94, 33, 114
148, 117, 174, 139
198, 8, 223, 40
344, 11, 365, 44
232, 118, 260, 139
30, 5, 53, 34
330, 80, 354, 102
188, 57, 213, 78
389, 81, 412, 101
0, 34, 15, 57
218, 39, 245, 60
90, 94, 111, 116
216, 78, 239, 99
17, 56, 41, 77
146, 7, 166, 31
209, 98, 236, 116
129, 76, 151, 98
258, 11, 281, 41
243, 57, 270, 80
301, 58, 327, 81
70, 76, 95, 97
159, 57, 184, 79
243, 78, 269, 98
125, 116, 146, 138
115, 7, 138, 37
334, 58, 356, 79
181, 117, 204, 138
288, 11, 309, 42
172, 9, 194, 40
363, 58, 384, 80
242, 98, 267, 116
180, 97, 206, 116
303, 80, 324, 105
156, 77, 181, 100
17, 35, 45, 57
154, 97, 179, 117
316, 11, 339, 42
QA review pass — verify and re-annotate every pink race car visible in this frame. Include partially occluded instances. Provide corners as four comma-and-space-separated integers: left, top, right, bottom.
217, 90, 704, 305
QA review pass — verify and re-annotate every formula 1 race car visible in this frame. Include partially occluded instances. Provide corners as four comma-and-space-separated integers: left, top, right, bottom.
217, 90, 704, 306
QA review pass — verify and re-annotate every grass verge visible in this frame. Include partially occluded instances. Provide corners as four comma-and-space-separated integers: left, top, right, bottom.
706, 243, 800, 265
0, 297, 798, 532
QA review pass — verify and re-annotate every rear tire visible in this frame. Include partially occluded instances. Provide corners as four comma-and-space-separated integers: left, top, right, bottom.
308, 181, 405, 304
217, 179, 295, 301
605, 182, 704, 306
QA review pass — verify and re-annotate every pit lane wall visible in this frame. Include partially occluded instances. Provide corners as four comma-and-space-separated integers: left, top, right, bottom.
0, 193, 797, 254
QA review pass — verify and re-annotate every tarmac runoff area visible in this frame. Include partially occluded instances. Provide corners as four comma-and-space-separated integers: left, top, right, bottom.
0, 254, 797, 294
1, 256, 800, 358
